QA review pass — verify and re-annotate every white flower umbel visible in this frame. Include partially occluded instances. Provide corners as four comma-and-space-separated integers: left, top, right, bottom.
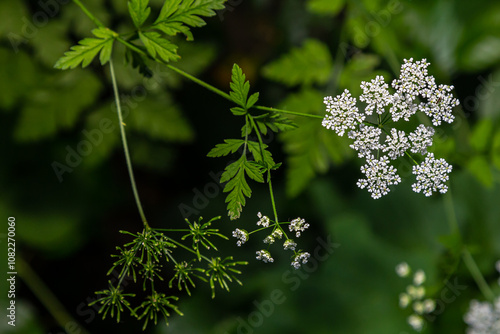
409, 124, 435, 155
291, 252, 310, 269
263, 235, 275, 245
464, 297, 500, 334
283, 239, 297, 251
232, 228, 248, 246
256, 250, 274, 263
322, 90, 365, 136
257, 212, 270, 227
357, 156, 401, 199
359, 75, 392, 115
412, 153, 452, 196
322, 58, 459, 199
289, 217, 309, 238
396, 264, 435, 332
421, 84, 459, 126
382, 128, 411, 160
348, 125, 382, 158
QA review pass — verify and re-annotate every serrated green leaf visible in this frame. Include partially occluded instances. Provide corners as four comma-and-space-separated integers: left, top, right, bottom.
152, 0, 226, 40
247, 141, 276, 168
246, 92, 259, 109
207, 139, 245, 157
128, 0, 151, 28
262, 39, 333, 87
221, 157, 250, 219
219, 155, 265, 219
256, 111, 298, 134
230, 107, 246, 116
244, 161, 265, 183
54, 27, 115, 69
229, 64, 250, 107
139, 31, 179, 63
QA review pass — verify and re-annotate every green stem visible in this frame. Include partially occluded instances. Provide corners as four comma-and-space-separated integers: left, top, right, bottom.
166, 65, 232, 101
463, 248, 496, 301
267, 175, 279, 229
18, 257, 90, 334
165, 237, 211, 262
443, 191, 495, 301
71, 0, 105, 27
253, 105, 324, 119
109, 58, 149, 228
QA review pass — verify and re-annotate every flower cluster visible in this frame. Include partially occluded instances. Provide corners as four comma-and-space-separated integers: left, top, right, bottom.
232, 213, 311, 269
322, 58, 459, 199
464, 260, 500, 334
232, 228, 248, 247
412, 153, 452, 196
396, 262, 436, 332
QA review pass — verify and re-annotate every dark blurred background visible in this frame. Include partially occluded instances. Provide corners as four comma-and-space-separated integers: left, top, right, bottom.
1, 0, 500, 333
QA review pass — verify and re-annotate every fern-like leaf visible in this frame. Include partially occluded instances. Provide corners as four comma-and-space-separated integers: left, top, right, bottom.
139, 31, 180, 63
207, 139, 245, 157
54, 27, 115, 70
152, 0, 226, 40
262, 39, 333, 87
229, 63, 259, 109
129, 0, 151, 28
220, 156, 264, 220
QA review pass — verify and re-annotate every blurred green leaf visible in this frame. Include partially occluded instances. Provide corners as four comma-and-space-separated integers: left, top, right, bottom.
307, 0, 346, 15
262, 39, 333, 87
491, 129, 500, 170
279, 89, 351, 197
470, 118, 493, 152
127, 94, 194, 142
14, 70, 102, 141
0, 48, 37, 110
465, 155, 493, 187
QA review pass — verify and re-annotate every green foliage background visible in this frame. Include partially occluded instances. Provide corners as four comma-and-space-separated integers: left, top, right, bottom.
1, 0, 500, 333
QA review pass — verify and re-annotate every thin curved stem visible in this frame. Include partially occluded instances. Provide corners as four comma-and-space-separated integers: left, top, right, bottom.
71, 0, 105, 27
166, 65, 232, 101
109, 58, 149, 228
18, 257, 90, 334
253, 105, 324, 119
443, 190, 495, 301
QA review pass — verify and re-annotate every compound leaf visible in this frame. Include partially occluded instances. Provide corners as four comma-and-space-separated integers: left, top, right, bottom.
220, 156, 264, 220
153, 0, 225, 40
54, 27, 115, 69
207, 139, 245, 158
139, 31, 180, 63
